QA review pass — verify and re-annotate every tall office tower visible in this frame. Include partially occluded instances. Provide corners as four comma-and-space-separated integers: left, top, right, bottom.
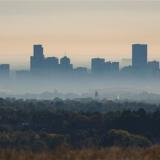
30, 44, 45, 74
105, 61, 119, 73
60, 56, 73, 72
33, 45, 44, 58
44, 57, 59, 73
91, 58, 105, 74
132, 44, 148, 69
0, 64, 10, 79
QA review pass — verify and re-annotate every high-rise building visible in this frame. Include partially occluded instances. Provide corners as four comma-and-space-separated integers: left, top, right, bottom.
33, 45, 44, 59
60, 56, 73, 72
132, 44, 148, 69
44, 57, 59, 73
30, 44, 45, 74
91, 58, 105, 74
60, 56, 70, 65
0, 64, 10, 79
105, 61, 119, 73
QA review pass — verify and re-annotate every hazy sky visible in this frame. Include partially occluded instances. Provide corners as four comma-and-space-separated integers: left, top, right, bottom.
0, 0, 160, 69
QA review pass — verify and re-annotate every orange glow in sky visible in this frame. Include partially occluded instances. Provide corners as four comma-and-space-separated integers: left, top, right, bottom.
0, 0, 160, 69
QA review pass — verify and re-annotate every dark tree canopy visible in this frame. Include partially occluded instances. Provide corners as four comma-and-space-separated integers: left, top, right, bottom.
0, 98, 158, 150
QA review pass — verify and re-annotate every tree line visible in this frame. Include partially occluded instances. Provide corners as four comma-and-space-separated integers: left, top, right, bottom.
0, 98, 159, 150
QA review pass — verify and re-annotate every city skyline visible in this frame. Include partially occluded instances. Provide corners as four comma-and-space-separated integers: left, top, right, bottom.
0, 43, 159, 95
0, 43, 159, 73
1, 2, 160, 156
1, 43, 160, 95
0, 0, 160, 69
0, 43, 160, 71
28, 43, 158, 74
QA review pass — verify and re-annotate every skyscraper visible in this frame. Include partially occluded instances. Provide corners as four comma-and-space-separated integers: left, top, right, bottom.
30, 45, 45, 74
91, 58, 105, 74
104, 61, 119, 73
132, 44, 148, 69
60, 56, 73, 73
44, 57, 59, 73
33, 45, 44, 59
0, 64, 10, 79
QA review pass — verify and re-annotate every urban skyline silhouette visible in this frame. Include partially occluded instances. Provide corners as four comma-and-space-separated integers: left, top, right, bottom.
0, 43, 160, 79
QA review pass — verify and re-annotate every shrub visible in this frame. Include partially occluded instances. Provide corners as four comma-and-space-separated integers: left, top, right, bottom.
103, 129, 152, 147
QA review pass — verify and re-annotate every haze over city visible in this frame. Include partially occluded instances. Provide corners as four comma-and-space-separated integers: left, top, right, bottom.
1, 1, 160, 159
0, 0, 160, 69
0, 0, 160, 99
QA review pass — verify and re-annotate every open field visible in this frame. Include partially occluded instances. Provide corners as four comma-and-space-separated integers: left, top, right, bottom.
0, 145, 160, 160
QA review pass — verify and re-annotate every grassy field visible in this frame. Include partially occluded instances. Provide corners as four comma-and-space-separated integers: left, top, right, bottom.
0, 145, 160, 160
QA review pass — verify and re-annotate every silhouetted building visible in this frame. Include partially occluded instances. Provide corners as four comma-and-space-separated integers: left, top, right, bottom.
105, 61, 119, 73
30, 45, 45, 74
33, 44, 44, 59
91, 58, 119, 75
60, 56, 73, 73
0, 64, 10, 79
91, 58, 105, 74
44, 57, 59, 73
74, 67, 88, 76
132, 44, 148, 69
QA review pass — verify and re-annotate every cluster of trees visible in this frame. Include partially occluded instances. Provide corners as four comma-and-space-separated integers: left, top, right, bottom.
0, 131, 66, 150
0, 97, 159, 112
0, 98, 159, 150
